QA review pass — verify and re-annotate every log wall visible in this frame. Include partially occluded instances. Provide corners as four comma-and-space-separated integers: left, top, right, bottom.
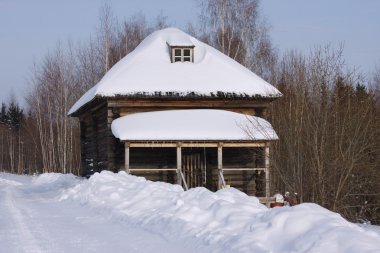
79, 103, 109, 176
77, 97, 271, 190
108, 98, 269, 118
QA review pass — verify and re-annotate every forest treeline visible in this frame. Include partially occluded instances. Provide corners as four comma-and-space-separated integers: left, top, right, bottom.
0, 0, 378, 224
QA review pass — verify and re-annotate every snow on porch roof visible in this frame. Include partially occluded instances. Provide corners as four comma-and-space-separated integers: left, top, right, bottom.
68, 27, 282, 115
111, 109, 278, 142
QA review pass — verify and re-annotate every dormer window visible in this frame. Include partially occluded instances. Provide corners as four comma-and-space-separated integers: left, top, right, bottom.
173, 47, 193, 62
167, 44, 195, 63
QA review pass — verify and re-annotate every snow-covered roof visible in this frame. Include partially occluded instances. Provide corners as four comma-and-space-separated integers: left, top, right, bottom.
69, 27, 282, 115
111, 109, 278, 141
166, 31, 194, 47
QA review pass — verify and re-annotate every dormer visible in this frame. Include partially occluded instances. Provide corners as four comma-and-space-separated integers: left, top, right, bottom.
166, 36, 195, 63
169, 46, 195, 63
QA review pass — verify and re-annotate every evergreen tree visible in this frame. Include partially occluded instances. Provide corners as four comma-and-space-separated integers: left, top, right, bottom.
6, 101, 23, 130
0, 103, 8, 125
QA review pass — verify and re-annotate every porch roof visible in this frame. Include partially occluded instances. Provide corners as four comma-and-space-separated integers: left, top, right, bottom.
111, 109, 278, 142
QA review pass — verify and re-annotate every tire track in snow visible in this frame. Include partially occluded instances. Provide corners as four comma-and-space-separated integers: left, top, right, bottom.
4, 187, 44, 253
17, 194, 64, 253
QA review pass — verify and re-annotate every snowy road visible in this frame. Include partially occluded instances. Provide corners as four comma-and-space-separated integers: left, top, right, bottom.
0, 175, 208, 253
1, 172, 380, 253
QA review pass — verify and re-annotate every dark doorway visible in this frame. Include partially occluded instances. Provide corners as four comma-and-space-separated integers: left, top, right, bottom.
182, 148, 217, 190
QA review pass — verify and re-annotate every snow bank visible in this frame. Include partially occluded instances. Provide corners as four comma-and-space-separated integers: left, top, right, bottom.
0, 172, 81, 190
111, 109, 278, 141
61, 171, 380, 253
0, 172, 32, 186
33, 173, 75, 185
31, 173, 81, 191
0, 177, 23, 186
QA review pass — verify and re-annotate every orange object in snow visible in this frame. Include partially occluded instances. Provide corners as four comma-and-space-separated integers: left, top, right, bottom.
270, 202, 284, 208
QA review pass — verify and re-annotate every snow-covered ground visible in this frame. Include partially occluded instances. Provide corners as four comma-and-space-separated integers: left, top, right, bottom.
1, 172, 379, 253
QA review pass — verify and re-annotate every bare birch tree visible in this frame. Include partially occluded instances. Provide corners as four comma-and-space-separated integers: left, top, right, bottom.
198, 0, 277, 79
270, 47, 379, 223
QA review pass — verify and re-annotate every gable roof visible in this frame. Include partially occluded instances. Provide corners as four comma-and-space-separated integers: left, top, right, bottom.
111, 109, 278, 141
68, 28, 281, 115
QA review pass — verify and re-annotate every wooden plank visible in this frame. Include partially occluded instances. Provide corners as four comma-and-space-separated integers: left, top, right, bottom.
128, 142, 266, 148
125, 142, 130, 173
177, 144, 182, 186
180, 143, 218, 147
129, 143, 218, 148
217, 143, 226, 189
179, 170, 188, 190
129, 168, 177, 171
196, 154, 201, 187
222, 143, 266, 147
107, 98, 273, 110
131, 143, 178, 148
265, 146, 270, 199
223, 167, 266, 171
118, 108, 258, 117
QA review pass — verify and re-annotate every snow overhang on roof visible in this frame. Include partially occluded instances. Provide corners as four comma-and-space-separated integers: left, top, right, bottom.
111, 109, 278, 141
166, 33, 194, 47
68, 27, 282, 116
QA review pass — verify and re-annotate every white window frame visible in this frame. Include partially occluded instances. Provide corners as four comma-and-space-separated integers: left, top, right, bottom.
171, 47, 194, 63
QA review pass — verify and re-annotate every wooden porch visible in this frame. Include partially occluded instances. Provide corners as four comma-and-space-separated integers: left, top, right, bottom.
123, 141, 271, 201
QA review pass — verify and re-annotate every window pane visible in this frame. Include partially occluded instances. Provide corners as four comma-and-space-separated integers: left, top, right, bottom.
184, 57, 191, 62
175, 49, 181, 56
174, 57, 181, 62
184, 49, 190, 56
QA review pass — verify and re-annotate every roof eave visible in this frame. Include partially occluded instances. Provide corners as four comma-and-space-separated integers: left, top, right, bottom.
68, 96, 105, 117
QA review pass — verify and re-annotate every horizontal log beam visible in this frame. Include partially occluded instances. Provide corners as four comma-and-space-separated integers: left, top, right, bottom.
129, 168, 177, 171
127, 142, 267, 148
223, 167, 266, 171
107, 99, 270, 108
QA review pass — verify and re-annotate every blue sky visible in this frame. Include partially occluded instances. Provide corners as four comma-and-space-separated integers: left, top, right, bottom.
261, 0, 380, 73
0, 0, 379, 105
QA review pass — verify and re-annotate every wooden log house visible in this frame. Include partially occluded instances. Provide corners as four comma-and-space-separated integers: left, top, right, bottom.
68, 28, 282, 200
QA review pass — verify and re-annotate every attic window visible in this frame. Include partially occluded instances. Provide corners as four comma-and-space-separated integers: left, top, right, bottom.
169, 46, 194, 63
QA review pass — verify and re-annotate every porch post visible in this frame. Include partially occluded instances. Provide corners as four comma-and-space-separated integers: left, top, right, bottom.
217, 143, 226, 189
176, 142, 182, 186
124, 142, 130, 174
265, 144, 270, 199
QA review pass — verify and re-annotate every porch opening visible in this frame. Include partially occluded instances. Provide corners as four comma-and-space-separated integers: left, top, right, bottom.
124, 145, 268, 197
129, 147, 177, 184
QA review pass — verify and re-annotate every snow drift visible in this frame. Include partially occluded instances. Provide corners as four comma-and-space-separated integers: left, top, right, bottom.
59, 171, 380, 253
